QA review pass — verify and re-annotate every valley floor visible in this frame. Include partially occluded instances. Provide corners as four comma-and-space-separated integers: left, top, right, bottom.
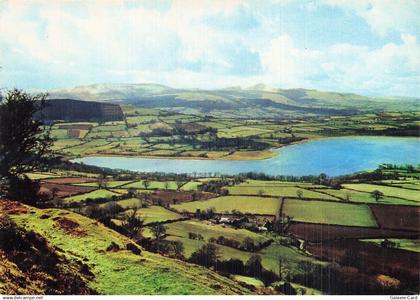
2, 164, 417, 295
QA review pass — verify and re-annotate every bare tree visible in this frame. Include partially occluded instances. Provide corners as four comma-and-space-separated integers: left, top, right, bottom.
121, 207, 145, 239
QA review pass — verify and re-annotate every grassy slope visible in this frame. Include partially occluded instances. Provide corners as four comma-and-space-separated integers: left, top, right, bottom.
0, 253, 45, 294
8, 203, 251, 295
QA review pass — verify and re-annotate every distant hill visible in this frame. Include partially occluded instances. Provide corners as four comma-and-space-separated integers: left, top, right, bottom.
47, 83, 420, 118
40, 99, 124, 122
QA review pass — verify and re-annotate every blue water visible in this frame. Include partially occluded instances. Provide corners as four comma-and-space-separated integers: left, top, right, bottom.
73, 136, 420, 176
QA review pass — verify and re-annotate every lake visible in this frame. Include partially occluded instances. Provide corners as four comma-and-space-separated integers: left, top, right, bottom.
73, 136, 420, 176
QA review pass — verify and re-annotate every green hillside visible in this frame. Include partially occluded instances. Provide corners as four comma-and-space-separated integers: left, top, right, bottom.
1, 200, 251, 295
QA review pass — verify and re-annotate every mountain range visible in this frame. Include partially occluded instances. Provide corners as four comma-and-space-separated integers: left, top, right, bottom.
46, 83, 420, 118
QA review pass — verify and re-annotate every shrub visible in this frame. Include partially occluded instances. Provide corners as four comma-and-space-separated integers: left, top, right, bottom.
126, 243, 142, 255
274, 281, 297, 295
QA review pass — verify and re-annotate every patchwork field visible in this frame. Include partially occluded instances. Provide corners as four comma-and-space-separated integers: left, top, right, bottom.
18, 164, 420, 295
63, 189, 120, 203
172, 196, 281, 215
40, 182, 96, 198
314, 188, 416, 206
343, 184, 420, 202
120, 180, 180, 190
180, 181, 203, 191
160, 220, 270, 244
282, 199, 378, 227
123, 205, 184, 224
50, 107, 420, 162
226, 185, 337, 200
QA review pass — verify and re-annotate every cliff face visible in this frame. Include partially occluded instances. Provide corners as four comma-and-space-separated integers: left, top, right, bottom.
39, 99, 124, 122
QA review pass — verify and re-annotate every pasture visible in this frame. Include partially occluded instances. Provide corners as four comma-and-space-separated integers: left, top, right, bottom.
226, 185, 336, 200
172, 196, 281, 215
315, 188, 416, 206
343, 183, 420, 202
63, 189, 120, 203
282, 199, 378, 227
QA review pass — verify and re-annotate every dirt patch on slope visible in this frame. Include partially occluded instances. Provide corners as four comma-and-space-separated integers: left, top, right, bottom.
54, 217, 87, 237
0, 200, 29, 215
39, 182, 96, 198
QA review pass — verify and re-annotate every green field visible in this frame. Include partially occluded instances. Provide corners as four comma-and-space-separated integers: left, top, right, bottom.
226, 185, 336, 200
75, 180, 134, 188
120, 180, 180, 190
172, 196, 281, 215
314, 188, 416, 206
111, 198, 143, 209
282, 199, 378, 227
237, 180, 325, 188
50, 106, 420, 162
180, 181, 203, 191
25, 172, 60, 179
343, 183, 420, 202
123, 205, 183, 224
161, 220, 269, 244
64, 189, 120, 203
164, 236, 322, 276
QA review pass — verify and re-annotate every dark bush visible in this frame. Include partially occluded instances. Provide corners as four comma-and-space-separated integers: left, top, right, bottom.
126, 243, 142, 255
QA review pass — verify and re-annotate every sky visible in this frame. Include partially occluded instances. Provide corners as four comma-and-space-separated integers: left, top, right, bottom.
0, 0, 419, 97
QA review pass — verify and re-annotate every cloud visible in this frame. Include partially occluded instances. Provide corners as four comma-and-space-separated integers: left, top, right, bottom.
254, 31, 420, 96
0, 0, 419, 97
259, 34, 322, 87
321, 0, 420, 36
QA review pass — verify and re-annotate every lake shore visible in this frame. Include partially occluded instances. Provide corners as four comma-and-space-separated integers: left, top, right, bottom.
71, 136, 420, 176
68, 135, 420, 162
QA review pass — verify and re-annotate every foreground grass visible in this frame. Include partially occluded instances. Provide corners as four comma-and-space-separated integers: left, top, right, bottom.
8, 203, 251, 295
